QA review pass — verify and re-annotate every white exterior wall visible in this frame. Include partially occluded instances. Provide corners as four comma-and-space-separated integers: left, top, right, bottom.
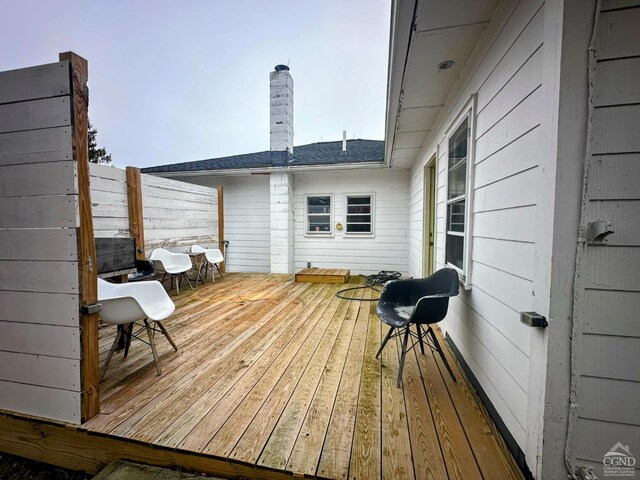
407, 0, 550, 470
173, 174, 271, 273
293, 169, 409, 275
570, 2, 640, 476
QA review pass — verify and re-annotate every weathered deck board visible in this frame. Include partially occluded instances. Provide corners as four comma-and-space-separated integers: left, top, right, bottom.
77, 273, 523, 480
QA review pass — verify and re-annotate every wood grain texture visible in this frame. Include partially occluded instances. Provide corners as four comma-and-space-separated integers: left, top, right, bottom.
59, 51, 99, 422
126, 167, 145, 259
295, 268, 351, 283
218, 186, 225, 272
33, 274, 527, 480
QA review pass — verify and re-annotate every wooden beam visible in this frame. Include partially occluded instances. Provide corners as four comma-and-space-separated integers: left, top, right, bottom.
218, 186, 225, 273
0, 413, 295, 480
59, 51, 99, 422
126, 167, 145, 260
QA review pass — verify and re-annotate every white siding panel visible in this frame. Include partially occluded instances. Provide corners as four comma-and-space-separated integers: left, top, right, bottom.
472, 237, 534, 280
595, 57, 640, 106
172, 175, 271, 272
0, 126, 72, 167
0, 229, 77, 261
593, 104, 640, 154
0, 59, 81, 425
0, 61, 70, 104
0, 195, 78, 229
0, 321, 80, 359
473, 206, 537, 243
444, 315, 528, 447
583, 246, 640, 291
0, 161, 77, 198
597, 8, 640, 60
589, 154, 640, 200
580, 335, 640, 382
0, 351, 80, 391
583, 290, 640, 337
473, 166, 538, 213
0, 291, 79, 327
575, 418, 640, 468
448, 296, 530, 391
0, 380, 80, 423
293, 169, 409, 275
0, 260, 78, 294
579, 376, 640, 425
407, 0, 546, 458
475, 126, 540, 188
0, 96, 70, 134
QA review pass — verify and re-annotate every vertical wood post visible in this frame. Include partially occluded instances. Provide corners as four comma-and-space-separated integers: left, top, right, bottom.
218, 186, 225, 273
60, 51, 99, 421
126, 167, 145, 260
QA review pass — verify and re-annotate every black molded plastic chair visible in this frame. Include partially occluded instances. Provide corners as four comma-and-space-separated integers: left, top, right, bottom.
375, 268, 459, 387
127, 259, 156, 282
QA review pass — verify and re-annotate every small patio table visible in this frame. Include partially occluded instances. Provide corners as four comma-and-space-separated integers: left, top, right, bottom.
187, 251, 206, 286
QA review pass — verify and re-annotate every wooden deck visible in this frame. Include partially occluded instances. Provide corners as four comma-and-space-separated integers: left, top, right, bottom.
69, 273, 520, 479
295, 268, 351, 284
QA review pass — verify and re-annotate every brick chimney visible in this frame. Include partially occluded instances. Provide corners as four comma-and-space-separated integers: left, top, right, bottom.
270, 64, 293, 166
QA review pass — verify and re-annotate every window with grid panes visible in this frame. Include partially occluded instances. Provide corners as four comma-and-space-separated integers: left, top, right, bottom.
345, 194, 373, 234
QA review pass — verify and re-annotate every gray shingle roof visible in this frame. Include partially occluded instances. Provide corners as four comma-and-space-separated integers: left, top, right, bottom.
141, 139, 384, 174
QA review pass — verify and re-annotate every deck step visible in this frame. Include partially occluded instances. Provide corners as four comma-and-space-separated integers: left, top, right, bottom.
93, 460, 223, 479
294, 268, 350, 284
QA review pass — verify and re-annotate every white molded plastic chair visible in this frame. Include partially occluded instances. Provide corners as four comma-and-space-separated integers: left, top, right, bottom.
149, 248, 193, 294
191, 245, 225, 283
98, 278, 178, 380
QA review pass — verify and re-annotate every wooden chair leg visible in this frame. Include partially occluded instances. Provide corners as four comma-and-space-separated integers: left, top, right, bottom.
397, 327, 411, 388
375, 326, 395, 359
428, 326, 456, 382
100, 327, 123, 382
183, 272, 193, 290
416, 323, 425, 354
156, 321, 178, 351
215, 263, 224, 279
144, 319, 162, 375
123, 322, 133, 358
175, 274, 180, 295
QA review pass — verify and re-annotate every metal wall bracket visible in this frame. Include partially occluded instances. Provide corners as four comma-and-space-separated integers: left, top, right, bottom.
80, 303, 102, 315
586, 220, 614, 243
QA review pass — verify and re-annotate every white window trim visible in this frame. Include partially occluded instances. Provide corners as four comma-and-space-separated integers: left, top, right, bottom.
443, 94, 476, 290
344, 193, 375, 237
304, 193, 334, 237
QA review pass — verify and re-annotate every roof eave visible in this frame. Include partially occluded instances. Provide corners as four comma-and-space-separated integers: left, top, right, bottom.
145, 161, 386, 178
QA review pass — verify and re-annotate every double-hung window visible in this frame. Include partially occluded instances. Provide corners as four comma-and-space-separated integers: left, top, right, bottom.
306, 195, 332, 235
445, 116, 470, 272
345, 194, 374, 235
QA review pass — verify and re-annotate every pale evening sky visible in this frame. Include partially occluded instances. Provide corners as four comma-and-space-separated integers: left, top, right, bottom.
0, 0, 391, 168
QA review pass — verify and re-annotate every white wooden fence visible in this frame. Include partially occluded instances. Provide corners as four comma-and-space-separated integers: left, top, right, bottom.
89, 164, 219, 254
0, 60, 82, 423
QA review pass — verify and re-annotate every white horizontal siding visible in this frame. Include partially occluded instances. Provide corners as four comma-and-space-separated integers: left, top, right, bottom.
0, 59, 82, 424
293, 169, 409, 275
574, 6, 640, 469
407, 0, 546, 458
173, 175, 271, 272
